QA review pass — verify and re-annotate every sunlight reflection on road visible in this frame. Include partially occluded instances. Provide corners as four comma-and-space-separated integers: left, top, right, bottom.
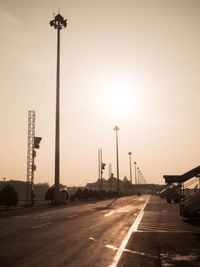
106, 245, 118, 251
160, 252, 199, 266
104, 205, 133, 216
116, 206, 133, 213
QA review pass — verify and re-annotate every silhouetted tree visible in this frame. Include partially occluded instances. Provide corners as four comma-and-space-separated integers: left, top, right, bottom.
0, 184, 18, 210
96, 190, 102, 198
82, 188, 90, 200
34, 182, 49, 199
88, 189, 94, 198
60, 190, 69, 201
102, 190, 108, 197
74, 188, 83, 199
111, 191, 118, 197
70, 195, 75, 201
93, 190, 99, 198
45, 187, 54, 205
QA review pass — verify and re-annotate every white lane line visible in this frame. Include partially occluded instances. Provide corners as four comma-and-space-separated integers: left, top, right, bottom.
105, 211, 115, 217
109, 196, 149, 267
31, 222, 51, 230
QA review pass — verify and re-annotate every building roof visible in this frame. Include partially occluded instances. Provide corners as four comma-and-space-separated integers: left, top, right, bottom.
163, 165, 200, 183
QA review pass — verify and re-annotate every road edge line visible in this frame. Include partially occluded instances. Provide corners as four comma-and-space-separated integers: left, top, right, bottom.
109, 196, 150, 267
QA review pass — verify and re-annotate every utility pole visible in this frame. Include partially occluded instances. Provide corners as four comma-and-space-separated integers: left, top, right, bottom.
114, 126, 120, 196
128, 152, 132, 184
50, 13, 67, 204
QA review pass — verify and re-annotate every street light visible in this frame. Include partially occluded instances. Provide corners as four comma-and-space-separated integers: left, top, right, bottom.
50, 13, 67, 204
114, 125, 120, 196
137, 166, 140, 184
128, 152, 132, 184
134, 161, 137, 184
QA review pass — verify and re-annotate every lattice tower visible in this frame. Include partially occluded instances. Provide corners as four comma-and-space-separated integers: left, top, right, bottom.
26, 110, 35, 205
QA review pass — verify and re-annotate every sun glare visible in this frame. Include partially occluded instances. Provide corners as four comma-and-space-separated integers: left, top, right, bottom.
99, 78, 143, 119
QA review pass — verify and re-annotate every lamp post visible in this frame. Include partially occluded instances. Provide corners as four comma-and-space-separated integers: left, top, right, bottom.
134, 161, 137, 184
109, 163, 112, 192
137, 166, 140, 184
50, 13, 67, 204
128, 152, 132, 184
114, 126, 120, 196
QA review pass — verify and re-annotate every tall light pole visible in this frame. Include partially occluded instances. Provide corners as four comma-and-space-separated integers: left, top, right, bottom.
50, 14, 67, 204
114, 126, 120, 196
137, 166, 140, 184
134, 161, 137, 184
109, 163, 112, 192
128, 152, 132, 184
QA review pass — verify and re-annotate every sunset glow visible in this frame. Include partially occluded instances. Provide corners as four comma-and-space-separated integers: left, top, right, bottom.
97, 78, 144, 120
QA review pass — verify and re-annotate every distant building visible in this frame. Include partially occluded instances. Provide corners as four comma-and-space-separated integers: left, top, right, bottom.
86, 176, 161, 195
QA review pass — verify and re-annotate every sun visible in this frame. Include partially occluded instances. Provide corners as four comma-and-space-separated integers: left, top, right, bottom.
99, 78, 143, 119
107, 85, 132, 115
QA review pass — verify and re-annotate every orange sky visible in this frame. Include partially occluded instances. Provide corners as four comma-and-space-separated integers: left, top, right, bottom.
1, 0, 200, 186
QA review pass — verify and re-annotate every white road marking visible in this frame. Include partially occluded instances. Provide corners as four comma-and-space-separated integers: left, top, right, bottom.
31, 222, 51, 230
105, 211, 115, 217
109, 196, 149, 267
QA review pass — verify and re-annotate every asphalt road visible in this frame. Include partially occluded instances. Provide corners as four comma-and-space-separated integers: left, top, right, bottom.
0, 195, 148, 267
118, 196, 200, 267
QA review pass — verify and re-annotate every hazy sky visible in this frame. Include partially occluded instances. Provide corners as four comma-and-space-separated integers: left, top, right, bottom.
1, 0, 200, 186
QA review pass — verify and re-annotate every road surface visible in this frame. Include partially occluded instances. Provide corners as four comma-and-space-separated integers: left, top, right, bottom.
0, 195, 148, 267
1, 195, 199, 266
118, 196, 200, 267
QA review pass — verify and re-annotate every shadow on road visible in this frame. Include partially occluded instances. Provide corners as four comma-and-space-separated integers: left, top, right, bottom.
94, 198, 118, 211
184, 214, 200, 226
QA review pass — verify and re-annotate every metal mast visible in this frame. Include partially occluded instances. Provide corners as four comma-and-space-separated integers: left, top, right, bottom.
26, 110, 35, 206
98, 149, 102, 191
50, 14, 67, 204
109, 163, 112, 192
114, 126, 120, 196
128, 152, 132, 184
134, 161, 137, 184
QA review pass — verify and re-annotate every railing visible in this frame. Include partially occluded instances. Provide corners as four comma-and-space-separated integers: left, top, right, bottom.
180, 191, 200, 217
158, 183, 181, 200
